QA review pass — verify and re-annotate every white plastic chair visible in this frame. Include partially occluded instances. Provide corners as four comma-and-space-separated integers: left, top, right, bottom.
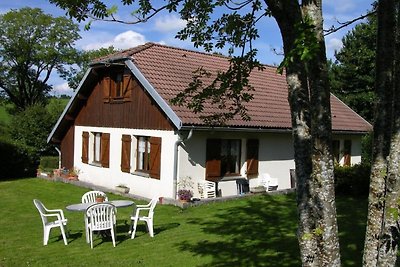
85, 203, 117, 249
33, 199, 68, 246
130, 197, 158, 239
260, 173, 278, 192
198, 181, 216, 198
81, 191, 108, 203
82, 191, 109, 243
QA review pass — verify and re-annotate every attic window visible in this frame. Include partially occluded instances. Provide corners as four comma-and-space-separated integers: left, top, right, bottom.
103, 70, 132, 103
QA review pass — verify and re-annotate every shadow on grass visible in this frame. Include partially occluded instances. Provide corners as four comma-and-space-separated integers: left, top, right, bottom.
336, 196, 368, 266
178, 194, 301, 267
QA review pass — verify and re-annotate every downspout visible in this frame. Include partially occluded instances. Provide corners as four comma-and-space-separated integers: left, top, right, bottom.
54, 147, 61, 170
173, 129, 193, 199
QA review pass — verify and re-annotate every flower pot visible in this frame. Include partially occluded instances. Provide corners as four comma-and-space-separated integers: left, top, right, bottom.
116, 186, 130, 194
96, 197, 104, 203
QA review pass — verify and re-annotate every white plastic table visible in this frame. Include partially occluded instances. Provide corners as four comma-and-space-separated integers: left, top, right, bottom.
66, 200, 135, 242
66, 200, 134, 211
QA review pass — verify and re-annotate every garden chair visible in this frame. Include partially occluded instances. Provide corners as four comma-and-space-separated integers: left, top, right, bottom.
33, 199, 68, 246
130, 197, 158, 239
198, 181, 216, 198
81, 190, 108, 203
260, 173, 278, 192
85, 203, 117, 249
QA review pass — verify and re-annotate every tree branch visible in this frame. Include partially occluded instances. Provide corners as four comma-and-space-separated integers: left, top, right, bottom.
324, 10, 376, 36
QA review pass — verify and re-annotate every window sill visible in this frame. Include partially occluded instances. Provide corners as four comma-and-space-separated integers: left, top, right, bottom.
89, 162, 102, 167
131, 171, 150, 178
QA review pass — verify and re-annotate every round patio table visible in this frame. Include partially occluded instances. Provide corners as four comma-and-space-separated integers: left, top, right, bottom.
66, 200, 134, 211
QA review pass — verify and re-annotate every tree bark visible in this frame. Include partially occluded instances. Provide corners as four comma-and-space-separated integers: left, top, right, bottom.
265, 0, 340, 265
363, 0, 396, 266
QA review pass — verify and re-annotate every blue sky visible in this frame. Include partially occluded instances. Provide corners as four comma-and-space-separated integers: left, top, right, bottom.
0, 0, 375, 96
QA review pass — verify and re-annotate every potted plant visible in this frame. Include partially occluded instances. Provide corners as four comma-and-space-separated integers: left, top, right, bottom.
95, 194, 106, 203
68, 167, 80, 181
115, 184, 130, 194
177, 189, 193, 202
177, 176, 194, 203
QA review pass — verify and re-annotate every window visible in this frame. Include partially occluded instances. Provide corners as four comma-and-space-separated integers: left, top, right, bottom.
120, 135, 161, 179
221, 139, 241, 175
246, 139, 259, 177
103, 70, 132, 102
343, 140, 352, 166
206, 139, 243, 181
332, 140, 340, 164
81, 131, 109, 168
137, 136, 150, 171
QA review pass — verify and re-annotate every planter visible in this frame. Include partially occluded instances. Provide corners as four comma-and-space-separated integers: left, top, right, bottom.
96, 197, 105, 203
115, 186, 130, 194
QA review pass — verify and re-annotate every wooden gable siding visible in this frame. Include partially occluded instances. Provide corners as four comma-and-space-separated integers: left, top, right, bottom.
60, 125, 75, 169
74, 71, 174, 130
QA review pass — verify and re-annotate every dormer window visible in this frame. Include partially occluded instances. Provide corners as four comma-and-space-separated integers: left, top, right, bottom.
103, 69, 132, 103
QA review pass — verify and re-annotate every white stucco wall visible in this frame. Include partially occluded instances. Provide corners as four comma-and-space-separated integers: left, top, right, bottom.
71, 126, 365, 200
73, 126, 178, 199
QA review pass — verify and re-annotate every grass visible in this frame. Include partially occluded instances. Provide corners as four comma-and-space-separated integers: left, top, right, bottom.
0, 178, 368, 266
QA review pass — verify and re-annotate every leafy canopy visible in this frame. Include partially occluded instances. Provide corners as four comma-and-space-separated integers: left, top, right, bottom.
0, 7, 80, 111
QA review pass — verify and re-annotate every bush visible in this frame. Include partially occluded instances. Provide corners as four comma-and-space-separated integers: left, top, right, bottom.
334, 163, 371, 197
39, 156, 59, 172
0, 137, 39, 179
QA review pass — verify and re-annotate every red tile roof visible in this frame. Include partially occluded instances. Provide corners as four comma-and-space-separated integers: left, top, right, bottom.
98, 42, 371, 132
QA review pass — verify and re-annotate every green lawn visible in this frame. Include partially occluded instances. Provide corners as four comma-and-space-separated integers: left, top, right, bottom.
0, 178, 367, 266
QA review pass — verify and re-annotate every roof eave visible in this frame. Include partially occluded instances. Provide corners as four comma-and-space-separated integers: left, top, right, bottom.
47, 68, 93, 144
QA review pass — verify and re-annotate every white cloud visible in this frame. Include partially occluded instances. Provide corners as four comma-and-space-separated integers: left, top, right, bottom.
326, 37, 343, 59
51, 82, 73, 96
82, 30, 146, 51
154, 14, 187, 32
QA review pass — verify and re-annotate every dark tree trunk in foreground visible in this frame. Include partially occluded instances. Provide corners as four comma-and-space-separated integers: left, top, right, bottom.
266, 0, 340, 265
363, 0, 398, 266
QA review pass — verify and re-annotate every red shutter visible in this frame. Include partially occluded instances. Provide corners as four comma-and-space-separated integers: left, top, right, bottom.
121, 135, 131, 173
246, 139, 259, 177
101, 133, 110, 168
103, 76, 111, 103
206, 139, 221, 182
149, 137, 161, 179
82, 132, 89, 163
123, 74, 132, 101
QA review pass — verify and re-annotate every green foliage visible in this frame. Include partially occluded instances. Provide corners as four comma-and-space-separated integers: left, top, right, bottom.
39, 156, 59, 172
361, 132, 373, 165
0, 137, 39, 179
0, 8, 80, 110
329, 12, 377, 123
9, 104, 59, 155
278, 16, 319, 73
334, 163, 371, 197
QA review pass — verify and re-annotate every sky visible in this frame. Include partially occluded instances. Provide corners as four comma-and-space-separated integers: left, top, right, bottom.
0, 0, 375, 96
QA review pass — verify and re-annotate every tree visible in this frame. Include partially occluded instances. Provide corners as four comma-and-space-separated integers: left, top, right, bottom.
363, 0, 400, 265
9, 103, 60, 155
50, 0, 339, 265
0, 7, 80, 111
329, 11, 377, 123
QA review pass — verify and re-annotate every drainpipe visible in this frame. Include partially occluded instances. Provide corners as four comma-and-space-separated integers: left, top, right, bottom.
54, 147, 61, 170
173, 129, 193, 199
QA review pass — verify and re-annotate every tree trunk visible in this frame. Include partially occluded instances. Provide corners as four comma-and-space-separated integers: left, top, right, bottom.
265, 0, 340, 265
363, 0, 396, 266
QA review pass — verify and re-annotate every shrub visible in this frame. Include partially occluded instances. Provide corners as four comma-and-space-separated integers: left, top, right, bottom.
0, 137, 39, 179
334, 163, 371, 197
39, 156, 59, 172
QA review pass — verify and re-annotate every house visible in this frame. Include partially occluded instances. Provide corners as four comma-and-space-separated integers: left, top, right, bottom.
47, 43, 372, 200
